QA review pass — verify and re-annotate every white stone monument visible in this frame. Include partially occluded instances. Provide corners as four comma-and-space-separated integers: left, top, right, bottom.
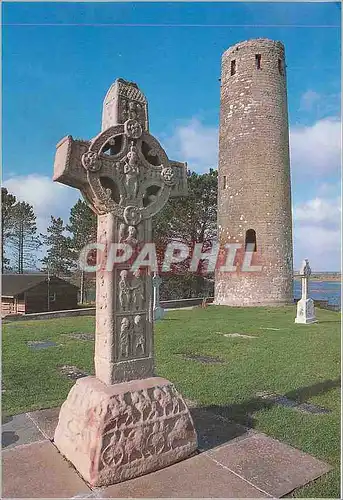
152, 272, 165, 320
295, 259, 317, 324
52, 78, 197, 487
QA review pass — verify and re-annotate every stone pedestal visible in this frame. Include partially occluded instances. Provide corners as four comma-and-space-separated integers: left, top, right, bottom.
294, 259, 317, 325
295, 298, 317, 324
154, 306, 165, 321
54, 376, 197, 487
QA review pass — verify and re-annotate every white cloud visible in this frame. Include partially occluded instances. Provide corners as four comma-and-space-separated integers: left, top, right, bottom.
293, 225, 341, 272
299, 90, 321, 111
163, 118, 218, 173
294, 197, 341, 230
293, 193, 341, 271
290, 117, 341, 175
164, 116, 341, 177
3, 174, 79, 235
299, 89, 340, 117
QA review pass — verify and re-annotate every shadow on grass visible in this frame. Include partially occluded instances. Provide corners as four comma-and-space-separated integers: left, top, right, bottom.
193, 377, 340, 450
285, 377, 340, 403
317, 320, 341, 324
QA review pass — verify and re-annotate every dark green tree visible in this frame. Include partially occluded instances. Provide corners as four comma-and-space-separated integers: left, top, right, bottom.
66, 199, 97, 302
153, 169, 218, 299
41, 216, 74, 277
1, 187, 17, 272
8, 201, 41, 273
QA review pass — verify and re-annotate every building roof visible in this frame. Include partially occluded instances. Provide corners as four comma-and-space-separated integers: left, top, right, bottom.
1, 274, 79, 297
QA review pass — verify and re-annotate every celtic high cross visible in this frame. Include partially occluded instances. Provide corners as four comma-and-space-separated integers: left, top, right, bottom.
53, 78, 188, 385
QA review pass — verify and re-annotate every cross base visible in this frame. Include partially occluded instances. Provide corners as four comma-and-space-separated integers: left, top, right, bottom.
153, 306, 165, 321
54, 376, 197, 487
294, 298, 317, 324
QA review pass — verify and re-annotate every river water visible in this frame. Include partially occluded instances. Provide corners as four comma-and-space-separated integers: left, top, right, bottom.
293, 280, 341, 307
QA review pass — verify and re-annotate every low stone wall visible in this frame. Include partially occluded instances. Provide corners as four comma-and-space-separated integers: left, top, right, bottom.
161, 297, 214, 309
2, 298, 215, 323
3, 296, 339, 323
3, 307, 96, 322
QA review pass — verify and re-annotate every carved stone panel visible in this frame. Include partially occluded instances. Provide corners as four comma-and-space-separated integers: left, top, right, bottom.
117, 314, 148, 361
54, 376, 198, 487
117, 268, 147, 313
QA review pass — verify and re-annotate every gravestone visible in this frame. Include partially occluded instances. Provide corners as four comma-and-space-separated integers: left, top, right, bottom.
295, 259, 317, 324
53, 78, 197, 487
152, 272, 165, 320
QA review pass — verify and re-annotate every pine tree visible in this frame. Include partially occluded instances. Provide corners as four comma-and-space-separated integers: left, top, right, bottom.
41, 216, 74, 277
66, 199, 97, 302
1, 188, 17, 272
8, 201, 41, 273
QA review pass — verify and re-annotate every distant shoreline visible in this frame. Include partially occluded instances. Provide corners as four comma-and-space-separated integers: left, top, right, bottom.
294, 275, 341, 282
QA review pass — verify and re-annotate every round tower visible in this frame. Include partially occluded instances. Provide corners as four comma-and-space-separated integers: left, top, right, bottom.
215, 38, 293, 306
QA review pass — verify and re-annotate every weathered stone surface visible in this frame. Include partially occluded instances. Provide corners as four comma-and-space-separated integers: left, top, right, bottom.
2, 413, 44, 449
207, 432, 332, 497
52, 77, 194, 487
53, 78, 187, 386
54, 376, 197, 487
27, 340, 58, 350
215, 39, 293, 306
2, 440, 92, 498
222, 332, 257, 338
58, 365, 89, 380
27, 407, 61, 440
101, 452, 269, 498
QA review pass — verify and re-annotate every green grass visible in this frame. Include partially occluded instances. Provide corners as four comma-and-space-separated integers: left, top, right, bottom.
2, 305, 340, 497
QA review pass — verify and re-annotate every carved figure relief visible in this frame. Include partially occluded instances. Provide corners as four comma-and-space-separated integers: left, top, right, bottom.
120, 317, 132, 358
125, 119, 142, 140
300, 258, 311, 277
133, 315, 145, 355
118, 270, 145, 312
119, 270, 131, 311
96, 384, 193, 471
119, 223, 127, 243
123, 142, 140, 199
161, 166, 175, 186
125, 226, 138, 247
118, 315, 146, 359
131, 270, 145, 310
119, 223, 139, 247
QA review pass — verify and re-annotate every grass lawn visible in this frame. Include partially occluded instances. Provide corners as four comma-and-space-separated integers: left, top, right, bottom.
2, 305, 341, 497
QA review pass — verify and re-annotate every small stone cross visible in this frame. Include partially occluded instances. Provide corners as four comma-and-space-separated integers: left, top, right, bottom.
53, 78, 187, 384
152, 272, 164, 320
299, 258, 311, 300
295, 258, 317, 324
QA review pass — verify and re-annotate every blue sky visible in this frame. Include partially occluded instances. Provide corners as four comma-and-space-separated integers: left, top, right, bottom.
2, 2, 341, 270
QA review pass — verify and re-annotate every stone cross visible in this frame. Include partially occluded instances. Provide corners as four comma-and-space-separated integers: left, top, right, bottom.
53, 79, 197, 488
152, 272, 165, 320
53, 78, 187, 384
295, 258, 317, 324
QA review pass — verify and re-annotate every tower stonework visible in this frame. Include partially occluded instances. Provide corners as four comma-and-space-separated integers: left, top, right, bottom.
215, 38, 293, 306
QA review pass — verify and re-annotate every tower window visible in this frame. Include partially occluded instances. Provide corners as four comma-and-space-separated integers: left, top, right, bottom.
278, 58, 283, 75
245, 229, 257, 252
231, 60, 236, 76
223, 175, 227, 189
255, 54, 261, 69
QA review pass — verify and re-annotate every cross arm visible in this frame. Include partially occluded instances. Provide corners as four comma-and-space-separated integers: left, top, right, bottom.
169, 160, 188, 198
53, 135, 90, 190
